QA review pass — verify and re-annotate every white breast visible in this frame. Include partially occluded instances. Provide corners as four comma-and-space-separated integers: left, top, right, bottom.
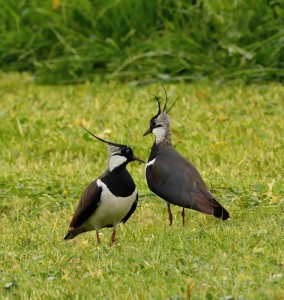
85, 179, 137, 231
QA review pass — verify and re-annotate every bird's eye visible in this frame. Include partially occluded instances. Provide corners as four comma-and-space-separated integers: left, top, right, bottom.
122, 147, 130, 155
150, 121, 156, 127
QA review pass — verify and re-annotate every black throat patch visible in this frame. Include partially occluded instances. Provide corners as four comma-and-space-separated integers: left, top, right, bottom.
101, 168, 136, 197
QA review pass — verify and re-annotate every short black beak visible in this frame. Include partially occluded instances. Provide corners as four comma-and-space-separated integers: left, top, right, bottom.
132, 155, 145, 164
143, 127, 152, 136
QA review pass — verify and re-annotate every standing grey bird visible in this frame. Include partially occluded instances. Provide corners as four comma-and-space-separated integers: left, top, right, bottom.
143, 89, 230, 225
64, 124, 144, 244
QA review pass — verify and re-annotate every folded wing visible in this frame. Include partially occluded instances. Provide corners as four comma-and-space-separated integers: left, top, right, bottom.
64, 180, 102, 239
146, 146, 229, 219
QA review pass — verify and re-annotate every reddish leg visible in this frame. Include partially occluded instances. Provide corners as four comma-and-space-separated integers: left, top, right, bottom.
111, 229, 116, 245
96, 231, 101, 244
181, 207, 185, 225
167, 203, 173, 226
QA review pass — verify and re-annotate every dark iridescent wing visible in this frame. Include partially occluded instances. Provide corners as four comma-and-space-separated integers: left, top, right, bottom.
121, 193, 138, 223
69, 180, 102, 229
146, 146, 222, 215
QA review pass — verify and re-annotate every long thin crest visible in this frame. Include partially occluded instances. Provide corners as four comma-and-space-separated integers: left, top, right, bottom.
166, 96, 179, 114
151, 94, 161, 114
80, 122, 120, 147
162, 84, 168, 112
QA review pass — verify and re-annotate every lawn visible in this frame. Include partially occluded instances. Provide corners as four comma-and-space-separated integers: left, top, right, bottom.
0, 72, 283, 299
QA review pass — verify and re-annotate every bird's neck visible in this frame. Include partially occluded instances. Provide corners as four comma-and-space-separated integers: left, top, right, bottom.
154, 127, 172, 146
148, 139, 171, 162
108, 156, 127, 172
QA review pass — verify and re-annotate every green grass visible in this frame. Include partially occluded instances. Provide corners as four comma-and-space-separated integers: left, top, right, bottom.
0, 0, 284, 84
0, 73, 284, 299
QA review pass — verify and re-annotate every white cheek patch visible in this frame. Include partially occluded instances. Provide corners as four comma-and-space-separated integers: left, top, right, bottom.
152, 127, 166, 143
108, 155, 127, 171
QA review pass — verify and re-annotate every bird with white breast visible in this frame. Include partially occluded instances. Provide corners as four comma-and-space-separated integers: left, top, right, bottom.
64, 124, 144, 245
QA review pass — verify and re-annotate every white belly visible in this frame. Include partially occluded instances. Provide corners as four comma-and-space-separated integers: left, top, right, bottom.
85, 180, 137, 231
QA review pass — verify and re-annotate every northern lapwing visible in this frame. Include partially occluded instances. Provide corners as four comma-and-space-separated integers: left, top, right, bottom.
64, 124, 144, 244
143, 87, 230, 225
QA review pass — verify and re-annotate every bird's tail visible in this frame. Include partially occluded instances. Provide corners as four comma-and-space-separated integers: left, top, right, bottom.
64, 231, 76, 240
192, 193, 230, 220
213, 204, 230, 220
64, 228, 87, 240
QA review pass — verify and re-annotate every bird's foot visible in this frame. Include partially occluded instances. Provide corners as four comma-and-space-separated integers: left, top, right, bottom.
110, 230, 116, 246
181, 207, 185, 226
167, 203, 173, 226
96, 231, 101, 244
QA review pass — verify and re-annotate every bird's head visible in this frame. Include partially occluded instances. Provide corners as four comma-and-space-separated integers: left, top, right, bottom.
80, 123, 144, 171
143, 85, 178, 144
